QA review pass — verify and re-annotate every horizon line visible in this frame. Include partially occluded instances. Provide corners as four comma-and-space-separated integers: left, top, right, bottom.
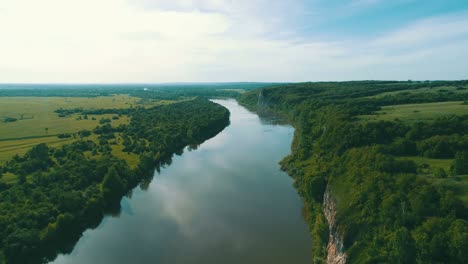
0, 79, 467, 86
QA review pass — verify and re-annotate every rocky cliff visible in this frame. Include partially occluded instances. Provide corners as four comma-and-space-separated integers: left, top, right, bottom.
323, 188, 347, 264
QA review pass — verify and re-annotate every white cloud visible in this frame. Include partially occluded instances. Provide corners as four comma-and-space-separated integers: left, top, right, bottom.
371, 11, 468, 49
0, 0, 467, 82
130, 0, 233, 13
0, 0, 232, 82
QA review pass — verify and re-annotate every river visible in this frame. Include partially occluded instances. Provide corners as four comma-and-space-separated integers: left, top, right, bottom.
51, 99, 311, 264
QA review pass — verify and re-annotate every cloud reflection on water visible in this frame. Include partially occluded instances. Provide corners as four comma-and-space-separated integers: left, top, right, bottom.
51, 99, 311, 264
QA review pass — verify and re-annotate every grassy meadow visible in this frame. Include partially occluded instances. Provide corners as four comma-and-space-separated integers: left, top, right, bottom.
370, 84, 468, 98
361, 100, 468, 205
358, 101, 468, 122
0, 95, 174, 167
397, 156, 468, 205
353, 86, 468, 206
0, 136, 76, 164
400, 156, 453, 171
365, 100, 468, 206
0, 95, 164, 139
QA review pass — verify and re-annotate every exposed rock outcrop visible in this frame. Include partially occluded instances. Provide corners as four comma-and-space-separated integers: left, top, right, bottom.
323, 188, 347, 264
257, 89, 269, 107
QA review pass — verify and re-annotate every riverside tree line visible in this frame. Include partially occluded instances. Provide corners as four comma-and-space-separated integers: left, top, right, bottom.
240, 80, 468, 264
0, 98, 230, 264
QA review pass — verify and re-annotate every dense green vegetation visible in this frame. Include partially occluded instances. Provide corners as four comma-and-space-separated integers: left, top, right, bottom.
358, 101, 468, 122
0, 83, 262, 164
1, 81, 467, 263
0, 98, 229, 264
0, 83, 274, 99
240, 80, 468, 263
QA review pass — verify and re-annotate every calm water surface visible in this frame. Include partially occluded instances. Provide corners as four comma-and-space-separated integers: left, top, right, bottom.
51, 99, 311, 264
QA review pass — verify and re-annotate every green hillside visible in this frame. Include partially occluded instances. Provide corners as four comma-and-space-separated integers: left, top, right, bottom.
240, 80, 468, 264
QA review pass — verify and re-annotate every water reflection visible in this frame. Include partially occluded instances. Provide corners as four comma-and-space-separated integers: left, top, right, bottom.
51, 99, 311, 264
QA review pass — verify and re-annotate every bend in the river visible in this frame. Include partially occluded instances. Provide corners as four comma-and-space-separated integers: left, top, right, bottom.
51, 99, 311, 264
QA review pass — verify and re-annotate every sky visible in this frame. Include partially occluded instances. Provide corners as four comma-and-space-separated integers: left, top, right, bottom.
1, 0, 468, 83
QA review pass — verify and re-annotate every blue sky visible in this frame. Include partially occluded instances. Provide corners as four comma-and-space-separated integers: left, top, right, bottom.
310, 0, 468, 36
0, 0, 468, 82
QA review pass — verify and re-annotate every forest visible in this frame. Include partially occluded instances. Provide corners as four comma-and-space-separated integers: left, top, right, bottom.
0, 97, 230, 264
1, 81, 467, 264
239, 80, 468, 263
0, 83, 273, 99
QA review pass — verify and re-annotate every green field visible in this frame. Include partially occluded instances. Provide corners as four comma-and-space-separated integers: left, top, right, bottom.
0, 94, 183, 184
399, 156, 453, 172
79, 133, 141, 168
0, 95, 152, 183
369, 85, 468, 98
0, 136, 76, 164
397, 156, 468, 205
357, 99, 468, 204
358, 101, 468, 122
110, 143, 140, 168
0, 95, 164, 140
399, 156, 468, 205
0, 95, 178, 166
0, 172, 17, 185
216, 88, 246, 94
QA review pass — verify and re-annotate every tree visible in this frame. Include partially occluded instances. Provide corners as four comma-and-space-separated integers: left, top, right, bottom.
447, 219, 468, 262
388, 138, 417, 155
434, 168, 447, 178
18, 173, 27, 184
79, 129, 91, 138
388, 228, 416, 263
101, 166, 125, 201
4, 228, 41, 263
29, 143, 49, 160
451, 151, 468, 175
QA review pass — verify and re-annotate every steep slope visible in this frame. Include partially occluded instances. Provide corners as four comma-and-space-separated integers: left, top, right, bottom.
239, 81, 468, 263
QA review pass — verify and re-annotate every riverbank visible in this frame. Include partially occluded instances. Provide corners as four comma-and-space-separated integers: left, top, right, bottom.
238, 81, 468, 263
50, 99, 311, 264
0, 98, 230, 264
